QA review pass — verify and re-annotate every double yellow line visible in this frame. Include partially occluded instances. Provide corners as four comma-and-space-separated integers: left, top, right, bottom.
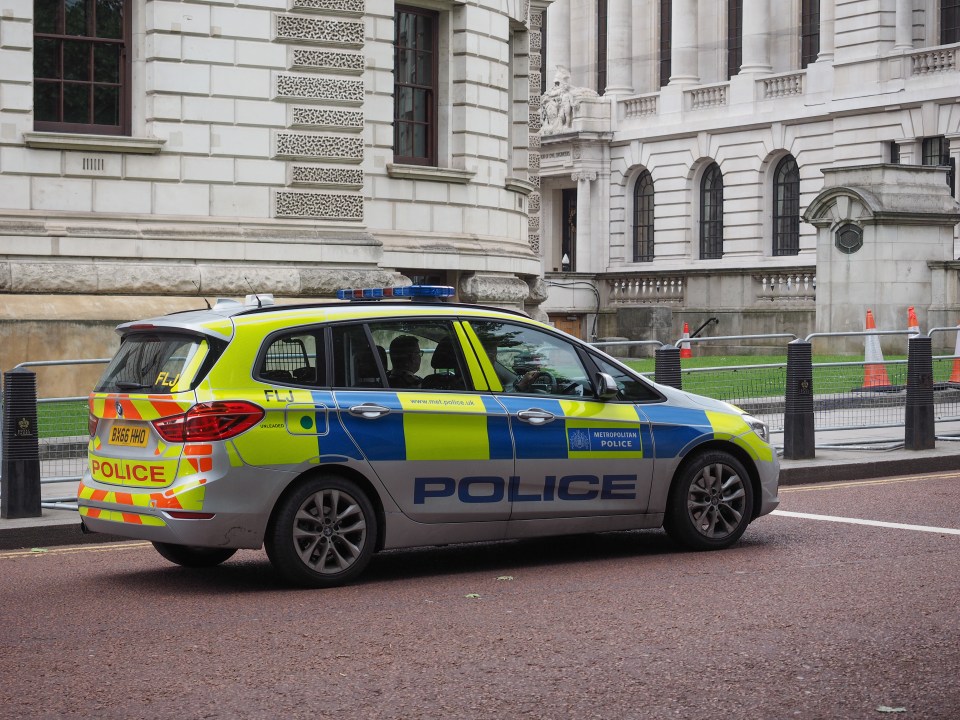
0, 541, 150, 561
781, 470, 960, 493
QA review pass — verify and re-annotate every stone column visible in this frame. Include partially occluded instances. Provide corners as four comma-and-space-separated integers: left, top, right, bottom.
894, 0, 913, 50
546, 0, 570, 78
604, 0, 633, 95
669, 0, 699, 84
572, 170, 597, 272
740, 0, 772, 73
817, 0, 835, 62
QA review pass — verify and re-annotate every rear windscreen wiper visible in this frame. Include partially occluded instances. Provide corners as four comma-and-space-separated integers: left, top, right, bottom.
115, 381, 154, 391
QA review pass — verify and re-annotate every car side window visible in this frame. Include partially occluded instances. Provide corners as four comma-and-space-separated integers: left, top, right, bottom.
368, 320, 467, 391
332, 324, 386, 389
258, 330, 323, 386
591, 355, 662, 402
469, 320, 594, 397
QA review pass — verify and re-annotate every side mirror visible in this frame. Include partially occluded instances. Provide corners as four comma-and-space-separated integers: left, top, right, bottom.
595, 372, 619, 400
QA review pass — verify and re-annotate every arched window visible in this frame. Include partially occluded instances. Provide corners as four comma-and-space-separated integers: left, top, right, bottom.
633, 171, 654, 262
700, 163, 723, 259
773, 155, 800, 256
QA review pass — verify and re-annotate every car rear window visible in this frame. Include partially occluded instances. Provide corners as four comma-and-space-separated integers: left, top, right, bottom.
95, 332, 217, 393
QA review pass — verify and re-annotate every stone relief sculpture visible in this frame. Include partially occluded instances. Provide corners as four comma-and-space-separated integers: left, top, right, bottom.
540, 66, 599, 136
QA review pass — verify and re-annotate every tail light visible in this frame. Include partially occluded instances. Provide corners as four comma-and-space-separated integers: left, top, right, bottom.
89, 413, 99, 438
153, 401, 264, 443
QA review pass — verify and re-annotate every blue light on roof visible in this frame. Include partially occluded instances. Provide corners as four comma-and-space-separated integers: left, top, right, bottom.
336, 285, 456, 301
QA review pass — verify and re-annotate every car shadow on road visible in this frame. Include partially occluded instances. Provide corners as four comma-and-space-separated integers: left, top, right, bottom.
97, 527, 773, 594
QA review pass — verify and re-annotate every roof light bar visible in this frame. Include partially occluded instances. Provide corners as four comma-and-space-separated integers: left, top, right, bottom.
336, 285, 456, 301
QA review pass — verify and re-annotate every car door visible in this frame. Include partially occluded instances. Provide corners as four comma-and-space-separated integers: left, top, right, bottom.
463, 319, 655, 520
331, 319, 514, 523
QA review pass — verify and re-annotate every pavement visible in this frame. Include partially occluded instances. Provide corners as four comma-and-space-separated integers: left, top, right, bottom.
2, 427, 959, 551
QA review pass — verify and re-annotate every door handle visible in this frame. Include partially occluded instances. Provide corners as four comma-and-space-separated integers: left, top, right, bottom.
348, 403, 391, 419
516, 408, 556, 425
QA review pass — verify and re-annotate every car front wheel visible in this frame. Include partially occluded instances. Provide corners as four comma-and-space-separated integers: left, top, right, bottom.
664, 451, 754, 550
265, 475, 377, 588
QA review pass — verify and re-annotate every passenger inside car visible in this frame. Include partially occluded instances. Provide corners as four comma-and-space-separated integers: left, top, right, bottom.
388, 335, 423, 388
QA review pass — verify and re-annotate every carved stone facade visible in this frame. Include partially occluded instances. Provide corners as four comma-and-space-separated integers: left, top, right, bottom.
0, 0, 543, 368
272, 1, 366, 221
539, 0, 960, 342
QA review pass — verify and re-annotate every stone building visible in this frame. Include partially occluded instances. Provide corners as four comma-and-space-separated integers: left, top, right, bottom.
538, 0, 960, 346
0, 0, 546, 377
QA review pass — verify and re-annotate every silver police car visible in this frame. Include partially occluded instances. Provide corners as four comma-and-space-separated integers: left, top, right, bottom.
80, 286, 779, 587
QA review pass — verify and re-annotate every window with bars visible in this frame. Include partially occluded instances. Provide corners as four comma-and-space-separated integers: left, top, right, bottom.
597, 0, 608, 94
944, 0, 960, 45
659, 0, 672, 87
700, 163, 724, 260
773, 155, 800, 257
33, 0, 130, 134
727, 0, 743, 79
394, 6, 438, 166
922, 136, 955, 196
800, 0, 820, 68
633, 171, 655, 263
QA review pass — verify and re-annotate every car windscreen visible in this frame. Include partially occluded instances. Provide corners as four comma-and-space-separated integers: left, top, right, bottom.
95, 332, 214, 394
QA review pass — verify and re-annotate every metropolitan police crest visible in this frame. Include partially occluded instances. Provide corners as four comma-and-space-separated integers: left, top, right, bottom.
569, 429, 591, 451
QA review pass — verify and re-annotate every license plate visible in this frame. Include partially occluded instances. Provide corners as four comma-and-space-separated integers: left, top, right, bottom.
108, 424, 149, 448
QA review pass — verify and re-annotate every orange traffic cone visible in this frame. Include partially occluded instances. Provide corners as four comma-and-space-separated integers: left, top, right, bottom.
861, 309, 892, 389
680, 322, 692, 359
949, 325, 960, 385
907, 306, 920, 337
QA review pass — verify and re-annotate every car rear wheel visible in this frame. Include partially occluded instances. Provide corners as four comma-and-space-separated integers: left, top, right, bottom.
265, 475, 377, 588
152, 542, 237, 568
664, 450, 754, 550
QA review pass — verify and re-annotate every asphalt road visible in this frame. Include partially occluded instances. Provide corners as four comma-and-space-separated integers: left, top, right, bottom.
1, 471, 958, 720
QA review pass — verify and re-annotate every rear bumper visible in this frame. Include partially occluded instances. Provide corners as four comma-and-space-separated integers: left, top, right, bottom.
78, 504, 265, 548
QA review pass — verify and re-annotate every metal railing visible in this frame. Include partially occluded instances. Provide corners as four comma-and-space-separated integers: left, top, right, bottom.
594, 329, 953, 452
4, 330, 956, 515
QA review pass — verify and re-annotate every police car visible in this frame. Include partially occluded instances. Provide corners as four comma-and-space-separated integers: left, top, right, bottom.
79, 286, 780, 588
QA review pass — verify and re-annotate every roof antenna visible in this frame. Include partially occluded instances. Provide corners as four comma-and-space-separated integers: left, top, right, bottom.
192, 281, 212, 310
243, 276, 262, 307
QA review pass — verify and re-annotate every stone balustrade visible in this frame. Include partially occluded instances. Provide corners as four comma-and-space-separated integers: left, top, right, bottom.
909, 46, 959, 76
760, 72, 804, 99
686, 83, 728, 110
604, 268, 817, 309
622, 93, 659, 119
753, 272, 816, 303
607, 276, 685, 305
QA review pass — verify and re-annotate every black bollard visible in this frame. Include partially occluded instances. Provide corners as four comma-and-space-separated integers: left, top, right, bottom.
655, 345, 682, 389
2, 368, 42, 518
905, 335, 935, 450
783, 340, 815, 460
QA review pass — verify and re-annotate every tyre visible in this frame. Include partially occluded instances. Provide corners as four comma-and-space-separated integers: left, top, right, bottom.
265, 475, 377, 588
152, 542, 237, 568
664, 450, 754, 550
